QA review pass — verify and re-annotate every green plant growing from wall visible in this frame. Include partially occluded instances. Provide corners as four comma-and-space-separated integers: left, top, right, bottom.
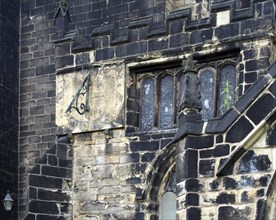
219, 80, 234, 115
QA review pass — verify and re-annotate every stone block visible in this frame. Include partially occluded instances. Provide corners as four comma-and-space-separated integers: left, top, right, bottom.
218, 206, 252, 220
223, 177, 238, 190
199, 159, 215, 177
36, 64, 56, 75
141, 153, 155, 162
182, 149, 198, 179
256, 188, 265, 197
127, 42, 147, 56
169, 20, 184, 34
243, 49, 257, 60
246, 93, 276, 125
225, 116, 254, 143
29, 201, 59, 214
185, 135, 214, 149
95, 47, 114, 61
235, 75, 269, 113
216, 192, 236, 204
115, 44, 128, 58
209, 179, 220, 191
186, 207, 201, 220
37, 189, 70, 202
186, 193, 199, 206
256, 199, 266, 220
216, 10, 230, 26
200, 144, 230, 158
126, 177, 142, 184
268, 61, 276, 78
245, 58, 270, 72
41, 166, 71, 178
206, 109, 240, 134
190, 28, 213, 44
36, 215, 60, 220
241, 16, 273, 34
126, 112, 138, 127
29, 175, 63, 189
244, 72, 257, 84
237, 150, 271, 174
185, 179, 203, 192
130, 141, 159, 152
55, 55, 74, 69
215, 23, 239, 40
148, 38, 168, 52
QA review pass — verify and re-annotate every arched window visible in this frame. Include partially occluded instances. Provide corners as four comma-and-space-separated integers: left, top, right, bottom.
160, 191, 177, 220
140, 77, 155, 130
218, 65, 236, 116
159, 168, 177, 220
199, 67, 215, 121
159, 75, 174, 129
198, 61, 237, 120
134, 67, 182, 131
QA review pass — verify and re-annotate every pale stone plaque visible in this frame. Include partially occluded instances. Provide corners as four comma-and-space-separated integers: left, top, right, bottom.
56, 63, 125, 133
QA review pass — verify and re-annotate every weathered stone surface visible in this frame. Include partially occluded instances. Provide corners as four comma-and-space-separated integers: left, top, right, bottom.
246, 93, 276, 125
218, 206, 252, 220
237, 150, 272, 174
185, 135, 214, 149
223, 177, 238, 190
56, 63, 125, 132
225, 116, 254, 143
199, 159, 215, 177
4, 0, 275, 219
216, 192, 236, 204
185, 179, 204, 192
200, 144, 230, 158
186, 193, 199, 206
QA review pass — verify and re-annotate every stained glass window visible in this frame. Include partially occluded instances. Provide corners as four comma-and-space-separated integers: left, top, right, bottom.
218, 65, 236, 116
199, 67, 215, 121
133, 60, 237, 131
159, 75, 174, 129
140, 77, 155, 130
198, 62, 236, 120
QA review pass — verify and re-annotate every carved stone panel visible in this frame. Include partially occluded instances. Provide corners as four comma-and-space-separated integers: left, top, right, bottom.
56, 64, 125, 133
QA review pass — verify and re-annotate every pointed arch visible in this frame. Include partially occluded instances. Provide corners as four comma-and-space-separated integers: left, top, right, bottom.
137, 141, 176, 218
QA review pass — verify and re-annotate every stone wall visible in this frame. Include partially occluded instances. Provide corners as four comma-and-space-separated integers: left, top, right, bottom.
24, 136, 73, 220
19, 0, 57, 217
0, 0, 19, 219
16, 0, 276, 219
175, 64, 276, 219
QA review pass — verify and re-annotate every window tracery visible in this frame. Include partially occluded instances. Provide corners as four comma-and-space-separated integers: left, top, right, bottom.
138, 67, 182, 131
197, 60, 237, 120
129, 57, 237, 132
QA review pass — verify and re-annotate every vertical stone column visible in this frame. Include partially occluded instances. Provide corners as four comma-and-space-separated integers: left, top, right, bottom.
175, 56, 202, 220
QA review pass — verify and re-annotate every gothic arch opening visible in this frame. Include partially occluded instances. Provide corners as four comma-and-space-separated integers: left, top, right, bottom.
159, 168, 177, 220
138, 142, 176, 219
